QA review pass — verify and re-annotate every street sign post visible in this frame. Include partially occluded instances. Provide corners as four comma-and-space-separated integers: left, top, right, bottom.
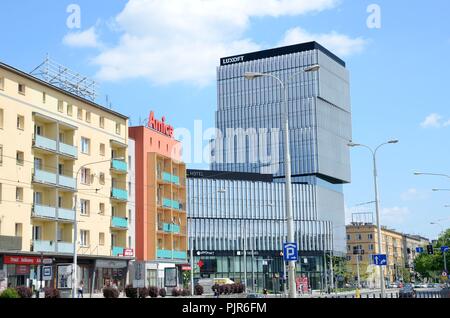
283, 243, 298, 262
42, 266, 52, 281
372, 254, 387, 266
416, 247, 424, 253
441, 246, 449, 253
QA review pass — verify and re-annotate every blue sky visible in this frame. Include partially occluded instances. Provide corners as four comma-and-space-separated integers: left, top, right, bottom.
1, 0, 450, 240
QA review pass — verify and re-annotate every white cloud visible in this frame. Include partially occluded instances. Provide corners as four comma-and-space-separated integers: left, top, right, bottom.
63, 27, 101, 48
421, 113, 443, 128
278, 27, 368, 56
381, 206, 410, 225
89, 0, 362, 85
400, 188, 429, 201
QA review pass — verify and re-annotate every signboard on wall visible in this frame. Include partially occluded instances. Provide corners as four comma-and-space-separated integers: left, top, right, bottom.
164, 267, 178, 288
57, 264, 73, 289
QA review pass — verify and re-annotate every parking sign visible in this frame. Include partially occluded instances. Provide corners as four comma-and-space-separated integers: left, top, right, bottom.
283, 243, 298, 261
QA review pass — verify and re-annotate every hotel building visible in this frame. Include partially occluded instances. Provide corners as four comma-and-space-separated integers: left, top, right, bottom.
0, 62, 132, 292
129, 117, 187, 287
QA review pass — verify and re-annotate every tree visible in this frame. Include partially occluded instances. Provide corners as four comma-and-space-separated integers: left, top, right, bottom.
182, 271, 191, 289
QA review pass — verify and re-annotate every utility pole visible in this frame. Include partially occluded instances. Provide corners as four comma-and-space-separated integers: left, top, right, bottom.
356, 250, 361, 288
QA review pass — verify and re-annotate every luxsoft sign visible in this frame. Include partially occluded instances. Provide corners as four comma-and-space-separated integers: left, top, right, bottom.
221, 55, 245, 65
147, 111, 174, 138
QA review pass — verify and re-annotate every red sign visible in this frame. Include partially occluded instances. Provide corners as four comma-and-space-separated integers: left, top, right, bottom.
147, 111, 174, 138
4, 256, 51, 265
123, 248, 134, 257
296, 276, 309, 293
197, 260, 204, 268
181, 266, 192, 271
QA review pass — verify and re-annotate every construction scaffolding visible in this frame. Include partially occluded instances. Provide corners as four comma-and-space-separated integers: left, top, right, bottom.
30, 55, 98, 101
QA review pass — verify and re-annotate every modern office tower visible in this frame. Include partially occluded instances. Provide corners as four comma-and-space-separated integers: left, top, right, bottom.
129, 115, 187, 287
0, 61, 132, 291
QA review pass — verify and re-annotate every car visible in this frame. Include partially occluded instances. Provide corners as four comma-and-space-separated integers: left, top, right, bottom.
246, 293, 265, 298
399, 284, 416, 298
426, 283, 434, 288
387, 283, 398, 289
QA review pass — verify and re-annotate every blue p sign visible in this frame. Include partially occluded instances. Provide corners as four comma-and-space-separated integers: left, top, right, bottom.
283, 243, 298, 261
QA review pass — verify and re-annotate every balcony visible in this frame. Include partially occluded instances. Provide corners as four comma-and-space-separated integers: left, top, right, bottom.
58, 208, 75, 221
157, 249, 187, 259
33, 169, 57, 185
59, 142, 77, 158
163, 223, 180, 233
172, 175, 180, 185
112, 246, 124, 257
162, 172, 180, 185
111, 216, 128, 229
111, 160, 127, 173
111, 188, 128, 201
34, 135, 57, 152
59, 175, 76, 190
33, 205, 57, 219
57, 242, 73, 254
33, 240, 56, 253
161, 198, 181, 210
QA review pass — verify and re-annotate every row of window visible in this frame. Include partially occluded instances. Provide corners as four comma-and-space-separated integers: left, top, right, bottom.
0, 80, 122, 135
347, 233, 374, 241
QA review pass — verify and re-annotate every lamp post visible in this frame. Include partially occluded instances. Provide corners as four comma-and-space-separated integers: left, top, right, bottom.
348, 140, 399, 298
244, 64, 320, 298
72, 157, 124, 298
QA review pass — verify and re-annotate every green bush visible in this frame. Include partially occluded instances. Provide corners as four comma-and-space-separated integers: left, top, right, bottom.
0, 288, 20, 298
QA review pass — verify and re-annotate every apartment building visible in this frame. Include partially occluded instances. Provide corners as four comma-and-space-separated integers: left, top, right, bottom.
129, 117, 187, 288
346, 223, 405, 287
0, 62, 132, 292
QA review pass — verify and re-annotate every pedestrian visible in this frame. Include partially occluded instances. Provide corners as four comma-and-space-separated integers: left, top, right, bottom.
78, 281, 84, 298
263, 288, 268, 298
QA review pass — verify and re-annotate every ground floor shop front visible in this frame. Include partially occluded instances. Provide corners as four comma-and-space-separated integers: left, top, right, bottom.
191, 250, 333, 293
0, 252, 133, 296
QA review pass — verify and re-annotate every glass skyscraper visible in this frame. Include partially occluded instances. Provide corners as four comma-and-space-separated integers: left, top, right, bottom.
187, 42, 352, 291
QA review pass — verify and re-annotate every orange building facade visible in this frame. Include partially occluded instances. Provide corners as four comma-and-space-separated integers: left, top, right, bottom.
129, 114, 187, 264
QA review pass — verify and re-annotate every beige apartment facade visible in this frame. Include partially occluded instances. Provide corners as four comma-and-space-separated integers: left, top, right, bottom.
0, 62, 133, 292
346, 223, 406, 288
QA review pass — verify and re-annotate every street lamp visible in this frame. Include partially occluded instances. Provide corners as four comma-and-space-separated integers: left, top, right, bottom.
244, 64, 320, 298
348, 139, 398, 298
72, 157, 124, 298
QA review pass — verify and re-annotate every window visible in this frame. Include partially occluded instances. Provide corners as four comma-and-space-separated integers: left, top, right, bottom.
0, 183, 2, 203
347, 245, 351, 251
42, 92, 46, 104
99, 233, 105, 246
16, 187, 23, 202
77, 108, 83, 120
17, 115, 24, 130
368, 234, 373, 240
99, 143, 105, 156
80, 199, 90, 215
81, 137, 90, 154
0, 77, 4, 90
369, 244, 374, 251
99, 172, 105, 185
15, 223, 23, 237
58, 100, 64, 113
85, 111, 91, 123
67, 104, 73, 116
80, 168, 91, 184
158, 141, 161, 149
99, 203, 105, 215
80, 230, 89, 247
150, 138, 152, 146
18, 83, 26, 95
99, 116, 105, 128
115, 123, 121, 135
128, 182, 131, 195
0, 145, 3, 165
0, 108, 3, 129
346, 256, 351, 261
357, 234, 362, 240
16, 151, 24, 165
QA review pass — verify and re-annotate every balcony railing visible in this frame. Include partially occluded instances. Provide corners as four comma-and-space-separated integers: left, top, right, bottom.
34, 135, 57, 152
111, 160, 127, 173
33, 240, 56, 253
157, 249, 187, 259
111, 188, 128, 201
33, 205, 57, 219
112, 246, 125, 256
59, 142, 77, 158
162, 223, 180, 233
58, 208, 75, 221
57, 242, 73, 254
33, 169, 57, 185
112, 216, 128, 229
162, 172, 180, 185
161, 198, 181, 210
59, 175, 76, 190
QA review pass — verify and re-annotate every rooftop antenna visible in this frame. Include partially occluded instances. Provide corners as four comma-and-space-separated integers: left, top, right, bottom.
30, 55, 98, 102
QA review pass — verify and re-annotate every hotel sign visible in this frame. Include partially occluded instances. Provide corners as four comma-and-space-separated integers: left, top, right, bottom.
147, 111, 174, 138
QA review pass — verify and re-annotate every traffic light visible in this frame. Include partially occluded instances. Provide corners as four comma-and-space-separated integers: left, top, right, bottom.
427, 244, 434, 255
407, 248, 411, 254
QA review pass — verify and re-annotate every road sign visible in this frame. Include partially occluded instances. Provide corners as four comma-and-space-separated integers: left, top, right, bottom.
442, 271, 448, 281
372, 254, 387, 266
416, 247, 424, 253
441, 246, 449, 253
283, 243, 298, 261
133, 262, 145, 288
197, 260, 204, 268
42, 266, 52, 281
42, 258, 53, 265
